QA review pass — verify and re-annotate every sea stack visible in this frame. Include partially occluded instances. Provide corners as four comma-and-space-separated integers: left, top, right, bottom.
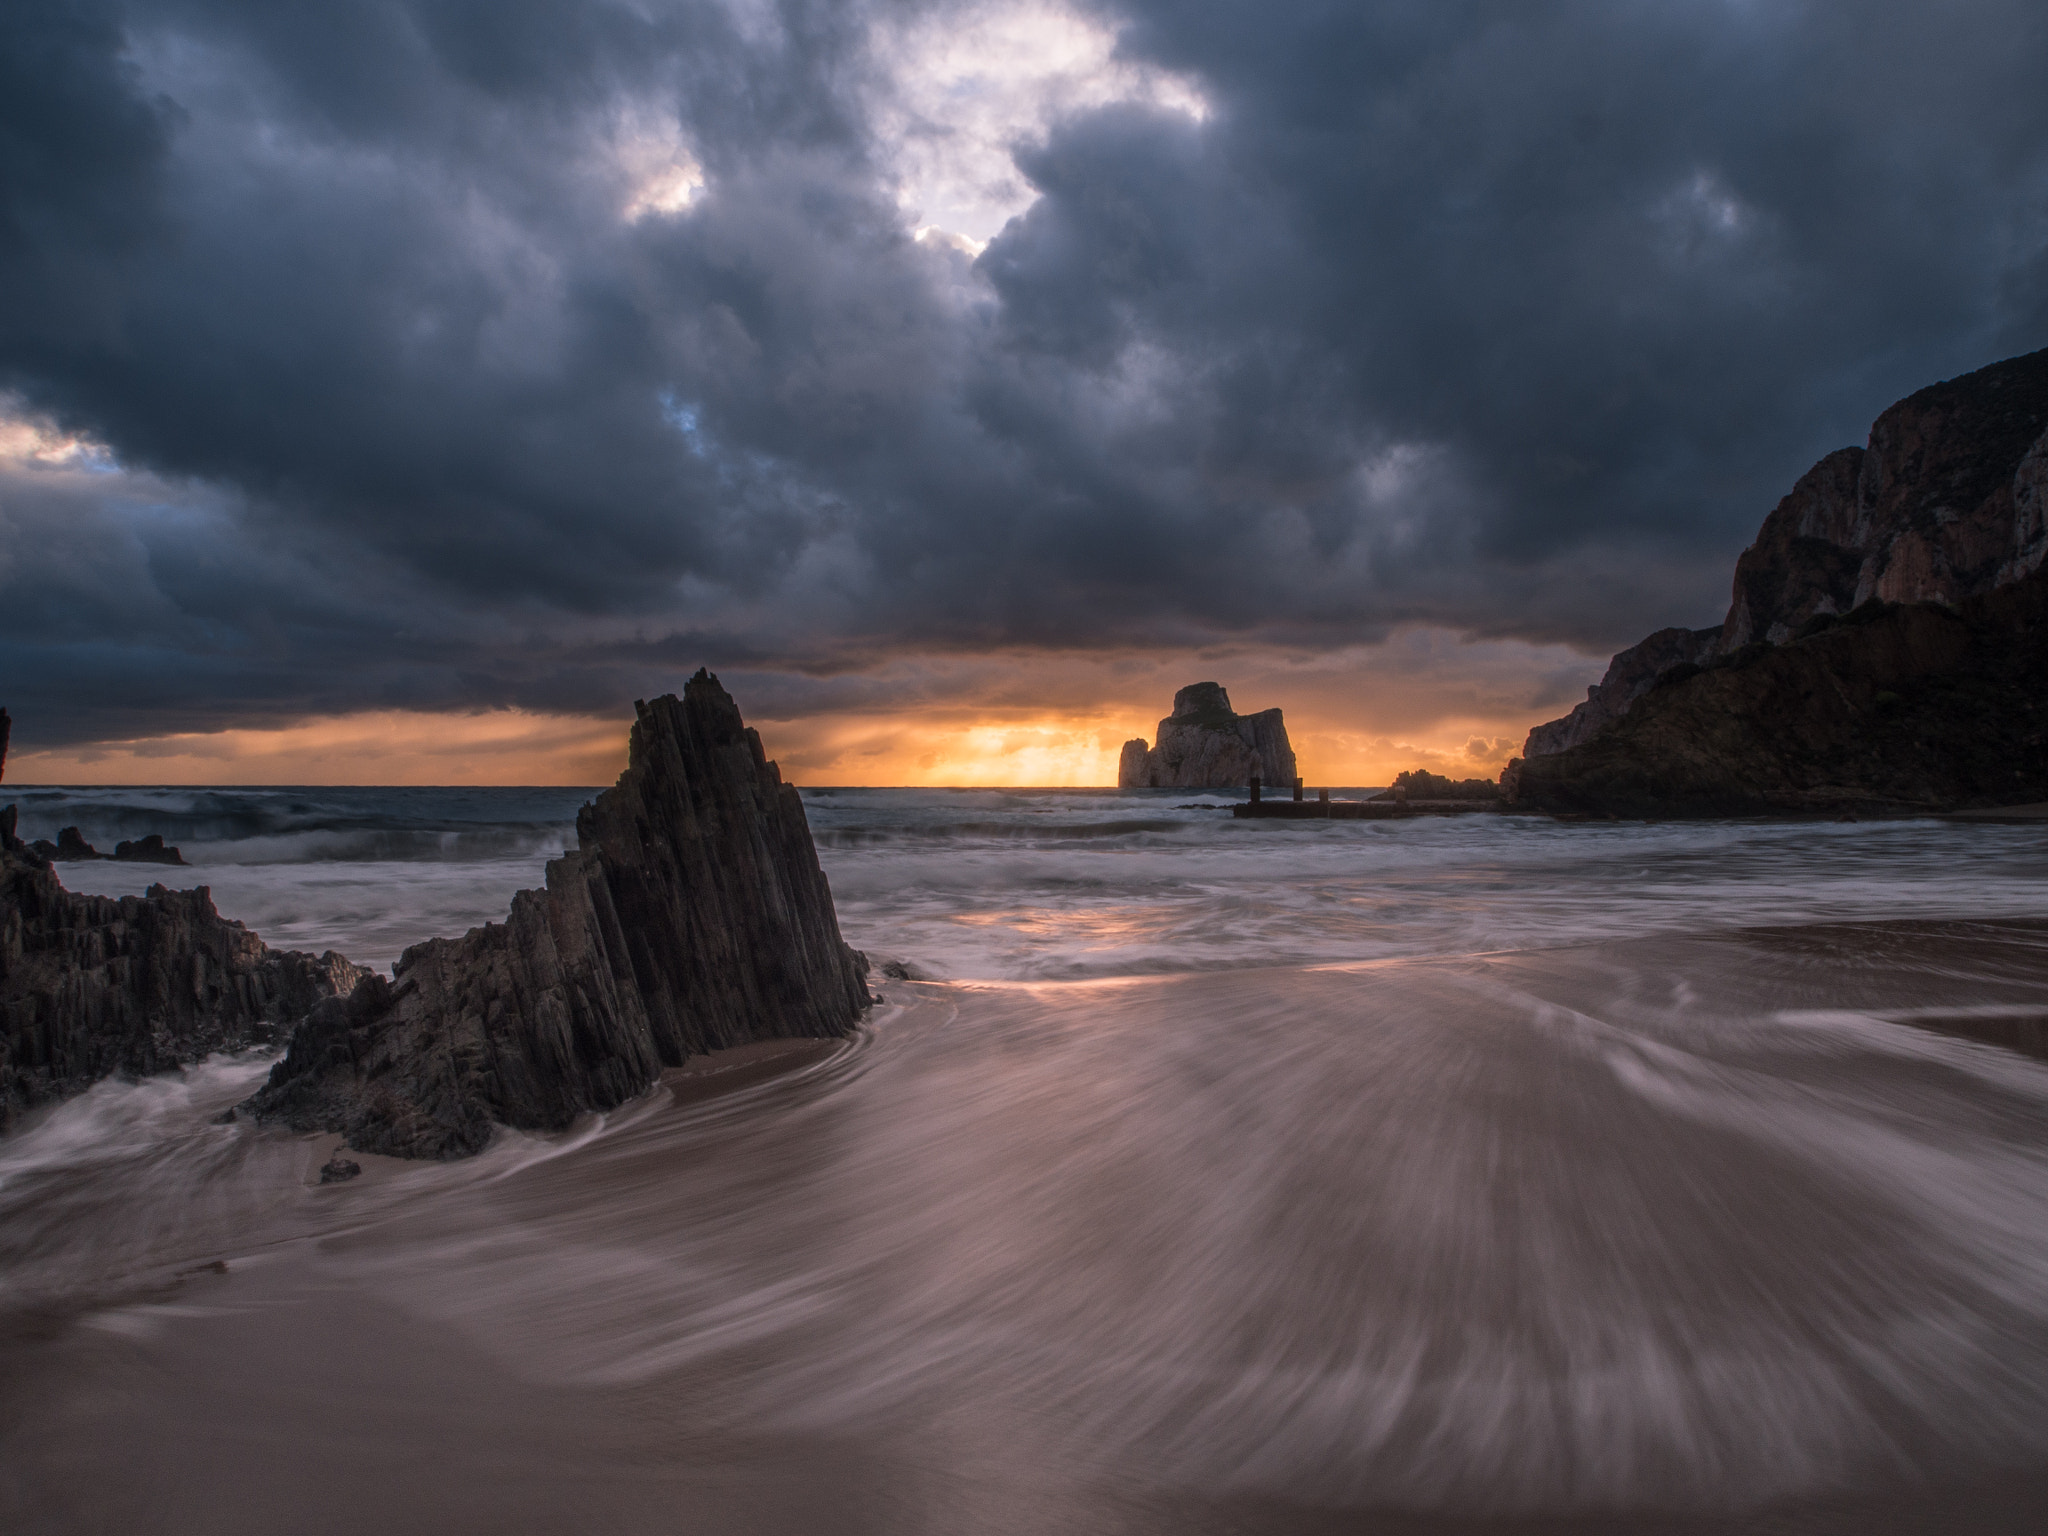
0, 714, 364, 1133
1119, 683, 1297, 789
1509, 348, 2048, 816
245, 669, 873, 1159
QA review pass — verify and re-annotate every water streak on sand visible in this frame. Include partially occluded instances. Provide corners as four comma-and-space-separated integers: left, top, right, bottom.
6, 789, 2048, 1532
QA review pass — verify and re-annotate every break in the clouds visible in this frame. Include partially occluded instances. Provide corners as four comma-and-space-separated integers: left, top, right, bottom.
4, 0, 2048, 755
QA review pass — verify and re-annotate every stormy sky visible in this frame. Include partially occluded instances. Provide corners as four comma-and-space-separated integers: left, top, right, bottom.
4, 0, 2047, 782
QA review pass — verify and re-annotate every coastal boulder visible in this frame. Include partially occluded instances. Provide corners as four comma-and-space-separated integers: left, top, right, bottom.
1118, 683, 1297, 789
244, 670, 873, 1160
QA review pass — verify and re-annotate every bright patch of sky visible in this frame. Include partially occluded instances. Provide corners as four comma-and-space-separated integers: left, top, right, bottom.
0, 404, 117, 473
615, 108, 706, 221
870, 0, 1208, 253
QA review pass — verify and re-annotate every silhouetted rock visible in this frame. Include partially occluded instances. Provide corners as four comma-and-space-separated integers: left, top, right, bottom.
113, 834, 186, 866
0, 854, 366, 1133
1525, 627, 1722, 758
53, 827, 100, 861
244, 670, 873, 1160
1372, 770, 1502, 803
1523, 348, 2048, 759
318, 1155, 362, 1184
1513, 570, 2048, 817
1119, 683, 1298, 789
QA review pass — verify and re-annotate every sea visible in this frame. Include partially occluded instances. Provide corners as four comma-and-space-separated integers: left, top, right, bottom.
6, 785, 2048, 1534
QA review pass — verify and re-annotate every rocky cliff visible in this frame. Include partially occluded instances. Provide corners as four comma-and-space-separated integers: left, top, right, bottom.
0, 719, 362, 1133
1513, 569, 2048, 817
1524, 626, 1723, 758
244, 670, 873, 1160
1522, 348, 2048, 759
1118, 683, 1298, 789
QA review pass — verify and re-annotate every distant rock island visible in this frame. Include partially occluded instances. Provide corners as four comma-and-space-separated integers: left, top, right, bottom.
1119, 683, 1297, 789
1511, 348, 2048, 816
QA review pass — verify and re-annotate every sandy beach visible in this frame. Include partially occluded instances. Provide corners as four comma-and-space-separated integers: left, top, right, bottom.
9, 905, 2048, 1534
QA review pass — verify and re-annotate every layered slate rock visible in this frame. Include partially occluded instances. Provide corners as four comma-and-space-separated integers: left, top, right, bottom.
244, 670, 873, 1160
1521, 348, 2048, 760
1118, 683, 1298, 789
0, 722, 362, 1133
1513, 568, 2048, 817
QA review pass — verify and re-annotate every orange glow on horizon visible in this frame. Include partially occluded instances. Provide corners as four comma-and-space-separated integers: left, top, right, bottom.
6, 635, 1599, 787
7, 710, 629, 787
9, 704, 1527, 788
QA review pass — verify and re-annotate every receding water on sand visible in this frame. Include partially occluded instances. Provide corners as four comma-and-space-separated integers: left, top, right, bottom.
6, 790, 2048, 1533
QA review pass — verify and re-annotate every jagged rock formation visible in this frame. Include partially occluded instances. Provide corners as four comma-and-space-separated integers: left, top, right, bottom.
1513, 567, 2048, 817
0, 724, 362, 1134
1118, 683, 1298, 789
1523, 348, 2048, 759
244, 670, 873, 1160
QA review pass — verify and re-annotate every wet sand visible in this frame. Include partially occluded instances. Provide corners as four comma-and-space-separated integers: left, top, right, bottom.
7, 921, 2048, 1533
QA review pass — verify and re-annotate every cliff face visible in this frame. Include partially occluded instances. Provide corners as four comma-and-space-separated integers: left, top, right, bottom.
1522, 348, 2048, 759
244, 670, 873, 1160
1722, 351, 2048, 648
1513, 570, 2048, 817
1118, 683, 1298, 789
0, 721, 363, 1133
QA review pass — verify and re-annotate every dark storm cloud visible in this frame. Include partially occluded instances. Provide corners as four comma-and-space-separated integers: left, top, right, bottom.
3, 0, 2047, 746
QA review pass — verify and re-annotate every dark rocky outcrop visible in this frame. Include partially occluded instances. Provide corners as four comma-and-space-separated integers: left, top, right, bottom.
113, 835, 187, 866
28, 828, 188, 866
1, 721, 363, 1133
1513, 569, 2048, 817
1373, 770, 1502, 803
1119, 683, 1298, 789
243, 670, 873, 1160
1522, 348, 2048, 761
54, 827, 98, 861
1524, 627, 1723, 758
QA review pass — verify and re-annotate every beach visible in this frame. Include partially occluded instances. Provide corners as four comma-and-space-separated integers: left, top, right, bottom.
5, 789, 2048, 1532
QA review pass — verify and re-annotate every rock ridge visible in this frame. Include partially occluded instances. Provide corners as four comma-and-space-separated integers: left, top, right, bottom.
243, 669, 873, 1160
1, 715, 363, 1133
1119, 683, 1298, 789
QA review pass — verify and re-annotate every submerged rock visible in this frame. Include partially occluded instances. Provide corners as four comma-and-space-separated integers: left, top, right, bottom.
244, 670, 874, 1160
1118, 683, 1297, 790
